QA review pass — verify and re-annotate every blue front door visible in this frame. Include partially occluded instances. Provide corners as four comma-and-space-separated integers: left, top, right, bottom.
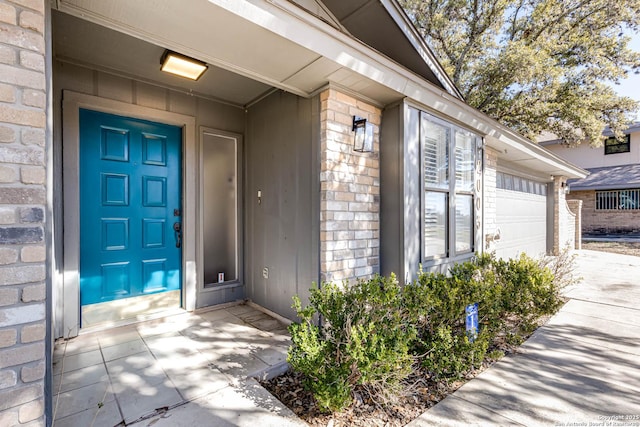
79, 109, 182, 307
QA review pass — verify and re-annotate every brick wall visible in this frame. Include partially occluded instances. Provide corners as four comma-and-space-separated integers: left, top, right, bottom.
319, 89, 380, 283
566, 199, 582, 249
569, 190, 640, 235
553, 176, 576, 254
0, 0, 47, 425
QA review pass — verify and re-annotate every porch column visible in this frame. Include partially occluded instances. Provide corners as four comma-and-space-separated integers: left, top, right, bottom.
552, 175, 575, 254
567, 199, 583, 250
319, 88, 381, 284
0, 0, 48, 425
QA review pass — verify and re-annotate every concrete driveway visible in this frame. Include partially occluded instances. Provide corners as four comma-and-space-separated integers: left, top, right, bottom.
410, 250, 640, 426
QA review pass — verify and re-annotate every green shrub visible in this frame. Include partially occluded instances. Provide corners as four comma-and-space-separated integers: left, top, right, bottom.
493, 253, 563, 334
421, 325, 490, 377
406, 256, 497, 379
287, 275, 415, 412
287, 251, 569, 412
410, 252, 565, 380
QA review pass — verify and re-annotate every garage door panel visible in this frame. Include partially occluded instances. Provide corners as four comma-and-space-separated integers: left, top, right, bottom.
495, 189, 547, 259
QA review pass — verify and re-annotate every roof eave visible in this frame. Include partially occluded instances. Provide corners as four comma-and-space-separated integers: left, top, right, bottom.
380, 0, 464, 100
482, 119, 589, 179
569, 183, 640, 191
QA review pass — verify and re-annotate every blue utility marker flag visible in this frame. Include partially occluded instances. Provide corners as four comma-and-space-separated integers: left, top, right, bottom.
465, 303, 479, 343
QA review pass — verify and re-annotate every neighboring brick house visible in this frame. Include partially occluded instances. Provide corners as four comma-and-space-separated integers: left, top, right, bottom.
0, 0, 586, 424
542, 123, 640, 235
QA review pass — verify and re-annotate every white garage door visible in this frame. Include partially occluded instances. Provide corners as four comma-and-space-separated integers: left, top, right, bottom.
495, 172, 548, 259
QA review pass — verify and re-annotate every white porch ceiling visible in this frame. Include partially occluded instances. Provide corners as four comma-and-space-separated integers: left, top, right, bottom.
52, 11, 274, 106
52, 0, 403, 107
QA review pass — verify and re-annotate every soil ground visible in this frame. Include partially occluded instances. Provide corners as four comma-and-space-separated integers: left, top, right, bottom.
262, 364, 487, 427
582, 240, 640, 257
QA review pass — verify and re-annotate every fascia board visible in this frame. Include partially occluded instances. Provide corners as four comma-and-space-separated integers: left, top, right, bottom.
379, 0, 463, 100
487, 133, 589, 179
569, 183, 638, 191
209, 0, 450, 99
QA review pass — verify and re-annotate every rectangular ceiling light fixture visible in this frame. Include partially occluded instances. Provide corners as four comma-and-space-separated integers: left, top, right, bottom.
160, 50, 208, 81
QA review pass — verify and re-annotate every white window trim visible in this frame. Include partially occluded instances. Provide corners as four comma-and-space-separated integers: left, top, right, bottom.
420, 112, 483, 265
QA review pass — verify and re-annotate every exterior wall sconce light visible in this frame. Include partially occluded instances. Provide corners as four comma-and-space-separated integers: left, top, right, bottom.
353, 116, 374, 152
161, 50, 208, 81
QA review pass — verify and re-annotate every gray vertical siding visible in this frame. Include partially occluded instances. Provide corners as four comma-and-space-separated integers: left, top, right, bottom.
381, 103, 422, 284
245, 91, 319, 320
380, 104, 402, 280
403, 106, 422, 282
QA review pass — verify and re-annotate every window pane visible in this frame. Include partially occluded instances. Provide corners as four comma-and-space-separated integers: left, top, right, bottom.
620, 190, 638, 210
422, 118, 449, 189
425, 192, 447, 257
604, 135, 630, 154
455, 194, 473, 253
455, 131, 475, 192
513, 176, 521, 192
504, 174, 513, 190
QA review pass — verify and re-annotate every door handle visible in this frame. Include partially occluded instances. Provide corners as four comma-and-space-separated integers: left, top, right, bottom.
173, 222, 182, 248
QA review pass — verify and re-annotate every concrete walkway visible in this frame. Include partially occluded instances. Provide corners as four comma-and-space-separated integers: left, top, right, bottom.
52, 304, 305, 427
409, 249, 640, 426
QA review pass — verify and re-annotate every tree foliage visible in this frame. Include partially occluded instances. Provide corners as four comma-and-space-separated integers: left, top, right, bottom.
400, 0, 640, 144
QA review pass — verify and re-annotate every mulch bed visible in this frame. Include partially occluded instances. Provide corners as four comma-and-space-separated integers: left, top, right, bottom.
260, 336, 528, 426
261, 368, 463, 427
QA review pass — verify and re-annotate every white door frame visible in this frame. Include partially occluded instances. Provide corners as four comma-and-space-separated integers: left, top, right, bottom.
62, 91, 197, 337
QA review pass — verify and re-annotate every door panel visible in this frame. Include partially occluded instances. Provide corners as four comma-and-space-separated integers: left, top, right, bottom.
80, 109, 182, 306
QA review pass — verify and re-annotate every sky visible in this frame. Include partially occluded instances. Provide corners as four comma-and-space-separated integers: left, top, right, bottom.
611, 30, 640, 120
